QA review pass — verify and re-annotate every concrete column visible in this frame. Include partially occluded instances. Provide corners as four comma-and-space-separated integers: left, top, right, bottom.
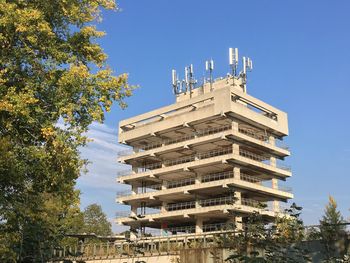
231, 121, 239, 132
233, 167, 240, 180
273, 200, 280, 213
272, 178, 278, 189
195, 199, 201, 208
195, 173, 202, 184
131, 205, 137, 216
131, 184, 138, 195
160, 222, 168, 237
228, 216, 243, 231
232, 143, 239, 155
270, 156, 276, 167
195, 218, 203, 234
235, 216, 243, 231
269, 135, 275, 146
161, 180, 167, 190
129, 228, 138, 240
161, 201, 167, 213
234, 191, 242, 205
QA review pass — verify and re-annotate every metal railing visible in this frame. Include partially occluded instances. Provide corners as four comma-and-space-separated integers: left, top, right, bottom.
241, 198, 263, 208
278, 185, 293, 193
140, 147, 233, 172
118, 124, 288, 159
117, 148, 134, 157
167, 177, 196, 189
166, 201, 196, 211
238, 126, 269, 142
240, 173, 261, 184
239, 149, 268, 162
239, 149, 292, 172
276, 163, 292, 172
165, 196, 265, 212
276, 139, 290, 150
120, 99, 215, 133
199, 196, 235, 207
116, 190, 131, 198
143, 162, 162, 170
203, 222, 234, 232
165, 225, 195, 234
116, 211, 130, 218
136, 124, 232, 151
201, 171, 233, 182
116, 171, 293, 200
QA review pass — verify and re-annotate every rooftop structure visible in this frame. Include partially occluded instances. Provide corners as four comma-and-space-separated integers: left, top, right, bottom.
115, 49, 293, 238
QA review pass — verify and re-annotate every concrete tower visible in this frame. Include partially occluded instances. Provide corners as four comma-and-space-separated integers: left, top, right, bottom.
116, 52, 293, 238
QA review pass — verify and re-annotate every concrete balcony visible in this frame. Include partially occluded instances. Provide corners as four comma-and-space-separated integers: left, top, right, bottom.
117, 124, 290, 164
116, 147, 291, 184
116, 172, 293, 205
115, 197, 284, 225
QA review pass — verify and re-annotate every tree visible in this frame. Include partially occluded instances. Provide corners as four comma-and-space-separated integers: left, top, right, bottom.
82, 204, 112, 236
319, 196, 346, 260
319, 196, 346, 241
0, 0, 132, 261
225, 203, 310, 263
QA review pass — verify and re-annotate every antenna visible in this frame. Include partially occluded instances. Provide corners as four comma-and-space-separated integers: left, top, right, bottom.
184, 66, 189, 92
229, 48, 239, 76
241, 56, 253, 93
242, 57, 253, 75
172, 69, 181, 94
172, 69, 177, 87
242, 56, 246, 75
205, 59, 214, 90
247, 58, 253, 71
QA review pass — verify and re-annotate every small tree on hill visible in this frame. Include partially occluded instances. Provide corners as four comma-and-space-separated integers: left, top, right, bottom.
83, 204, 112, 236
319, 196, 345, 241
319, 196, 346, 260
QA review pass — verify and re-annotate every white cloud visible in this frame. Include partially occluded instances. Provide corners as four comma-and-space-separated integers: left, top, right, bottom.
76, 121, 131, 233
77, 122, 130, 190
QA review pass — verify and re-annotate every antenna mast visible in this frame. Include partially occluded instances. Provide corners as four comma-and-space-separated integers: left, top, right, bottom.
241, 56, 253, 93
205, 59, 214, 91
184, 64, 197, 96
229, 48, 239, 77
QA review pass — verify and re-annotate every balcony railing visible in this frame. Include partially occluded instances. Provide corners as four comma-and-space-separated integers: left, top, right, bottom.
239, 149, 291, 172
116, 171, 293, 199
199, 196, 235, 207
165, 196, 264, 212
238, 126, 269, 142
166, 201, 196, 211
165, 225, 195, 234
239, 148, 269, 162
276, 139, 290, 150
116, 190, 131, 198
116, 211, 130, 218
136, 124, 232, 152
116, 198, 286, 220
141, 147, 233, 172
203, 222, 234, 232
118, 123, 289, 159
276, 163, 292, 172
167, 177, 195, 189
240, 198, 262, 208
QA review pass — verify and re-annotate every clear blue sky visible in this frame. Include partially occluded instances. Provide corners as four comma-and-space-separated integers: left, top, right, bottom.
77, 0, 350, 231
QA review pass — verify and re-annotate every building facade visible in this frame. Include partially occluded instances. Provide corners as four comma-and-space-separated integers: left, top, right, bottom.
116, 72, 293, 238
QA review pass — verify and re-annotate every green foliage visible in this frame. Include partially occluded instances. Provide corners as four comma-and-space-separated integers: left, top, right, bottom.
320, 196, 346, 241
319, 196, 347, 261
82, 203, 112, 236
0, 0, 132, 261
225, 203, 310, 263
